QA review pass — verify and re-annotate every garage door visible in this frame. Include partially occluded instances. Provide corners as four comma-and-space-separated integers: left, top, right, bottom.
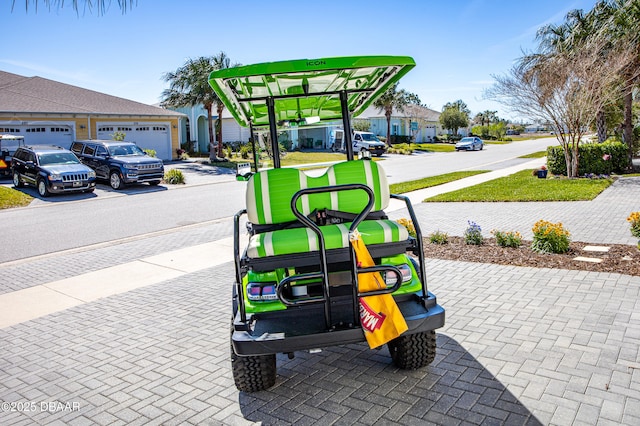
0, 124, 73, 148
97, 124, 171, 161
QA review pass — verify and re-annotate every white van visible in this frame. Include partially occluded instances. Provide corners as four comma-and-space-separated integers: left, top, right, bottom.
331, 130, 387, 156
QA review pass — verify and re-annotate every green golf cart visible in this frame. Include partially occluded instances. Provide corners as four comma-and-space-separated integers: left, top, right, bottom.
209, 56, 445, 392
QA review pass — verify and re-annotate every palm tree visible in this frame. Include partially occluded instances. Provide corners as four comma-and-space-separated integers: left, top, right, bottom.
161, 53, 238, 160
373, 84, 419, 145
595, 0, 640, 165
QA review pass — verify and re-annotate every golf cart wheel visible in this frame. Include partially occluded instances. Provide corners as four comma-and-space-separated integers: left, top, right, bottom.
387, 329, 436, 369
231, 348, 276, 392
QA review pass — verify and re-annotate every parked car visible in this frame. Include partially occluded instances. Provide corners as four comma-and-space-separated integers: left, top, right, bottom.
455, 136, 484, 151
70, 140, 164, 190
12, 145, 96, 197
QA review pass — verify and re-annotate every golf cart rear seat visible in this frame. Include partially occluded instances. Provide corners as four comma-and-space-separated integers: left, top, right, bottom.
244, 160, 412, 270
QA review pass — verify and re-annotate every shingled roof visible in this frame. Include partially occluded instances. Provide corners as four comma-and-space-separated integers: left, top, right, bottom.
0, 70, 183, 117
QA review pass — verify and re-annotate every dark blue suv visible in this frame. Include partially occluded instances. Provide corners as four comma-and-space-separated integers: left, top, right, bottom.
12, 145, 96, 197
71, 140, 164, 190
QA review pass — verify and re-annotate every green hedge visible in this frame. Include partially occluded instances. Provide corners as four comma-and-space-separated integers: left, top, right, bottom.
547, 140, 628, 175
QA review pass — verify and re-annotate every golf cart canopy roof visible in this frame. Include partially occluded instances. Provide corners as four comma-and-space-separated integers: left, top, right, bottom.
208, 55, 415, 128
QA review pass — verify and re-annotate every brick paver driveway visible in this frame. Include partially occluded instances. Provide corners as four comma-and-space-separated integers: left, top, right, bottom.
2, 257, 639, 425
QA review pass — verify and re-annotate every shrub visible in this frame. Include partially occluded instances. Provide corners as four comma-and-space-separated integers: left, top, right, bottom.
464, 221, 483, 245
491, 230, 523, 248
628, 212, 640, 239
397, 218, 416, 238
176, 148, 189, 160
164, 169, 185, 184
239, 144, 251, 159
429, 230, 449, 245
143, 148, 157, 157
546, 140, 628, 175
389, 135, 412, 144
531, 220, 570, 254
387, 145, 414, 155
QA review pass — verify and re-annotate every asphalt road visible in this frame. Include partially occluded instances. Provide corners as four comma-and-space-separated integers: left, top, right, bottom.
0, 138, 557, 263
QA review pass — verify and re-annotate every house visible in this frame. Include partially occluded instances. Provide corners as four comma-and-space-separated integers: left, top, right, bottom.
0, 71, 185, 161
359, 104, 442, 142
169, 105, 252, 154
172, 102, 443, 151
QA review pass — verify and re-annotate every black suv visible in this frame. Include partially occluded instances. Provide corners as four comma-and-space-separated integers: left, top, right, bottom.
70, 140, 164, 190
12, 145, 96, 197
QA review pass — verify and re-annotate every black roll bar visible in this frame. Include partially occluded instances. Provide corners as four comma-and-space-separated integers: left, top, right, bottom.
233, 209, 248, 323
390, 193, 428, 296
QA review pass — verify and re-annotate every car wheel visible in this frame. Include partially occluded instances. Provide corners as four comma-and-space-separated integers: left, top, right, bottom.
37, 178, 50, 197
480, 144, 484, 150
109, 171, 124, 190
12, 171, 23, 188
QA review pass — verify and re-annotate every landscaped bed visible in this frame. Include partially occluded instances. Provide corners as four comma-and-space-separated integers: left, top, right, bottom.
423, 236, 640, 276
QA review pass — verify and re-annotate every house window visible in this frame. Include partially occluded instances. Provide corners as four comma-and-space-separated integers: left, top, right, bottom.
118, 127, 132, 132
98, 127, 113, 132
26, 127, 45, 132
153, 126, 166, 131
392, 124, 399, 135
0, 128, 20, 133
50, 127, 69, 132
136, 127, 149, 131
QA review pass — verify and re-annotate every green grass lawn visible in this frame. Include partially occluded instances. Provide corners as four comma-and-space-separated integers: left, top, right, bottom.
410, 143, 455, 153
0, 186, 33, 209
389, 170, 490, 194
424, 169, 614, 202
278, 151, 347, 166
209, 151, 349, 169
519, 151, 547, 159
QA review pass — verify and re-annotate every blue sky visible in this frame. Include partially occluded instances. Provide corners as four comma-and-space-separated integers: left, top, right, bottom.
3, 0, 598, 121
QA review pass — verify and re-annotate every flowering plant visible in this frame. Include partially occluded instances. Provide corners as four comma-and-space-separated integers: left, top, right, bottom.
397, 218, 416, 238
429, 230, 449, 245
628, 212, 640, 239
491, 229, 523, 248
602, 154, 611, 161
531, 220, 570, 254
464, 221, 483, 245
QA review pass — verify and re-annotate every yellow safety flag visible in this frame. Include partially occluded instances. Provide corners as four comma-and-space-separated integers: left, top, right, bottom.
350, 230, 408, 348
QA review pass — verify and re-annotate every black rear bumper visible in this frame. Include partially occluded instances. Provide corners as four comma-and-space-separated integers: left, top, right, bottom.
232, 291, 445, 356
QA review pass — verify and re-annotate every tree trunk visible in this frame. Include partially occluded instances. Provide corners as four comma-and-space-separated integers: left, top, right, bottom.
216, 104, 225, 159
385, 109, 392, 146
571, 144, 579, 178
206, 104, 216, 161
623, 90, 634, 170
596, 109, 607, 143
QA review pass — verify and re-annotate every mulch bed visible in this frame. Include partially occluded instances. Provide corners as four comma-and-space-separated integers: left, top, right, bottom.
423, 236, 640, 276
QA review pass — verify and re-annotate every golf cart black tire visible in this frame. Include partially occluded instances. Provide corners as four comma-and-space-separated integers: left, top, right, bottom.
387, 329, 436, 370
231, 348, 276, 392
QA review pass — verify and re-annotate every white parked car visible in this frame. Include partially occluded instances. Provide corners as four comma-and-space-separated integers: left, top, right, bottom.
455, 137, 484, 151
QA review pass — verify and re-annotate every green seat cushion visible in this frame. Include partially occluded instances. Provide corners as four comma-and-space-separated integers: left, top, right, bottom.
246, 160, 389, 225
247, 219, 409, 258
